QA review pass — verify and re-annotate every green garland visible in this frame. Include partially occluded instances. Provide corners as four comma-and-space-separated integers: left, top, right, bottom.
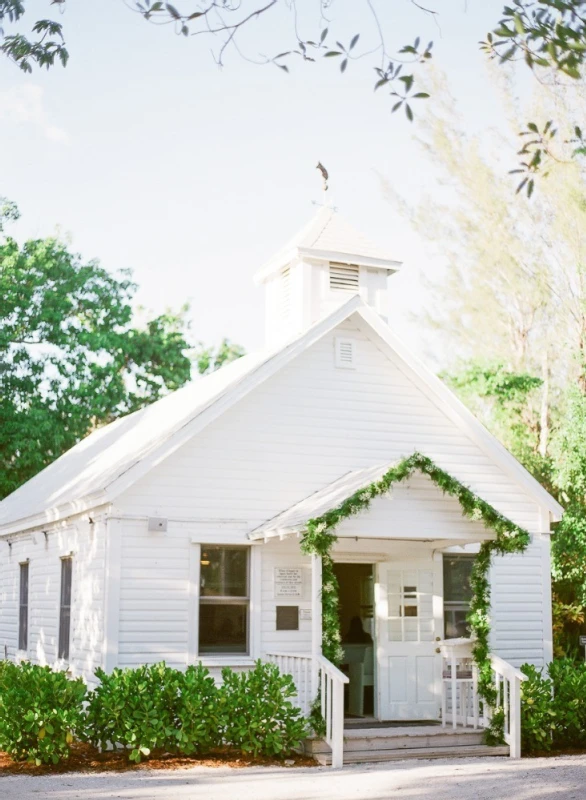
299, 452, 531, 726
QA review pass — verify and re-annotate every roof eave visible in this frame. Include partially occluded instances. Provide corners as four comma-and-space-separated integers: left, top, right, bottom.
0, 493, 109, 538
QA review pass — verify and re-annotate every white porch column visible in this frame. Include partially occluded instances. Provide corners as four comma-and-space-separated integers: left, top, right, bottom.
311, 553, 322, 699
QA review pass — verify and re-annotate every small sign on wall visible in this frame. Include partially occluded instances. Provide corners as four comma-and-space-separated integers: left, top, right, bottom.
274, 567, 303, 598
276, 606, 299, 631
300, 608, 312, 621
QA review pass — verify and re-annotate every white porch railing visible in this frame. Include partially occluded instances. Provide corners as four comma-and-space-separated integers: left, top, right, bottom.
265, 652, 313, 717
439, 638, 527, 758
268, 641, 525, 766
317, 654, 349, 769
265, 651, 348, 768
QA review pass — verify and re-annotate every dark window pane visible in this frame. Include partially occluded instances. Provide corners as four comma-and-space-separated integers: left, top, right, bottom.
59, 558, 72, 660
443, 556, 475, 602
444, 607, 470, 639
19, 563, 29, 651
200, 547, 248, 597
199, 603, 248, 654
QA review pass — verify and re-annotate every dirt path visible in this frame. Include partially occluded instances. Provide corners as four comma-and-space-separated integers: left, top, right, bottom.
2, 754, 586, 800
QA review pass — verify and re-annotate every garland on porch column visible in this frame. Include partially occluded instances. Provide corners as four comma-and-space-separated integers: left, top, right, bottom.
299, 452, 531, 730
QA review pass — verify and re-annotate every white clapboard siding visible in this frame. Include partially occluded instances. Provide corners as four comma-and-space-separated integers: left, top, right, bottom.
117, 519, 191, 670
260, 538, 312, 655
115, 319, 549, 669
119, 320, 542, 534
0, 517, 106, 684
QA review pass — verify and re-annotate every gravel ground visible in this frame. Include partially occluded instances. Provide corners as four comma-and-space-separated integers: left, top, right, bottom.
1, 754, 586, 800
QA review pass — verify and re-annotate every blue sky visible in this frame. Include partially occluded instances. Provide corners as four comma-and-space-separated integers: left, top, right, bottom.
1, 1, 511, 357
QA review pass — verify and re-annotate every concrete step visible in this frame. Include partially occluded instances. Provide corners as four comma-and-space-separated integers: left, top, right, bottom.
313, 744, 510, 766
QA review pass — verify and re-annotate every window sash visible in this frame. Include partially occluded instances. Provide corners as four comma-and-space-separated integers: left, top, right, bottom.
199, 546, 250, 656
18, 563, 29, 652
58, 558, 72, 661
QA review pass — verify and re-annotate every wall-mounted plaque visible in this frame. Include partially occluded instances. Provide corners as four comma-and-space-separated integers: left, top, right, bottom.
276, 605, 299, 631
299, 608, 312, 621
274, 567, 303, 598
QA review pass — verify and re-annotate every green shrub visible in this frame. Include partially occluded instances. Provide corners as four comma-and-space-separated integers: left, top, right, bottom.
174, 664, 223, 755
218, 660, 308, 757
85, 662, 221, 762
0, 661, 87, 765
549, 658, 586, 749
86, 662, 180, 762
520, 663, 556, 753
521, 659, 586, 754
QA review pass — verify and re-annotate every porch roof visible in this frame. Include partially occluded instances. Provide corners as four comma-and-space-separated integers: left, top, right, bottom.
248, 462, 397, 540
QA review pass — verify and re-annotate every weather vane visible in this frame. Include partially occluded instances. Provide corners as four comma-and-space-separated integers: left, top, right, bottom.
316, 161, 329, 193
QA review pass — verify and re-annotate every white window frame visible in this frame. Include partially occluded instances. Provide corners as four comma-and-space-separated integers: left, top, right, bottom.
58, 556, 73, 663
195, 544, 253, 661
17, 560, 30, 657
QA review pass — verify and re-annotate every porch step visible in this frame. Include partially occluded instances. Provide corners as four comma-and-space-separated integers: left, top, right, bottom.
313, 743, 510, 766
304, 725, 509, 765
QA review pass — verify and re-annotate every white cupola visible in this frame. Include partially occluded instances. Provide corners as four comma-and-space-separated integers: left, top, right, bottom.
254, 206, 401, 346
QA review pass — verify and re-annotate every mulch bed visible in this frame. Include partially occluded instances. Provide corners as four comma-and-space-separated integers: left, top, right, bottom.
0, 744, 317, 775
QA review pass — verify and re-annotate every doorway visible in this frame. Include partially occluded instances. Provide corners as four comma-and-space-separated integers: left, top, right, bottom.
333, 562, 375, 718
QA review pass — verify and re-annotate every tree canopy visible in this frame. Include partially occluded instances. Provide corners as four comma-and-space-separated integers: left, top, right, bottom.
0, 202, 244, 500
394, 74, 586, 655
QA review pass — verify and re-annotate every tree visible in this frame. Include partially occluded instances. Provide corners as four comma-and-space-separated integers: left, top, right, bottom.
0, 202, 244, 499
384, 72, 586, 395
389, 74, 586, 654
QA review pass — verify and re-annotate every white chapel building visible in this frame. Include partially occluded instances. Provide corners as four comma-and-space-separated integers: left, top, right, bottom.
0, 207, 562, 758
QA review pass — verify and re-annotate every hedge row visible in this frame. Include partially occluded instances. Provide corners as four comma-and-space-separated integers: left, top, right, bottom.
0, 660, 308, 765
521, 659, 586, 754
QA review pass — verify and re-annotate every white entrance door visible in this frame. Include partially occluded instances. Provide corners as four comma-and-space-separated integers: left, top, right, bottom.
376, 557, 443, 720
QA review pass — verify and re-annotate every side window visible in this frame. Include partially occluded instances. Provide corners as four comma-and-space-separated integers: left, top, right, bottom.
58, 557, 73, 661
443, 555, 475, 639
19, 562, 29, 652
199, 546, 249, 655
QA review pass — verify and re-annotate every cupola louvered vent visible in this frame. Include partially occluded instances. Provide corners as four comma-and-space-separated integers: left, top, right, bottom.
335, 337, 356, 369
329, 262, 360, 292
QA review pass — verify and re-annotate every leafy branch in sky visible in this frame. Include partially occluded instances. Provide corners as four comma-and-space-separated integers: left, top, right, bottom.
2, 1, 585, 192
482, 0, 586, 193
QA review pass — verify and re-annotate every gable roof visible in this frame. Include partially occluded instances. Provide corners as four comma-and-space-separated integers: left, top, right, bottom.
254, 206, 402, 283
0, 295, 563, 536
249, 462, 398, 539
0, 296, 365, 535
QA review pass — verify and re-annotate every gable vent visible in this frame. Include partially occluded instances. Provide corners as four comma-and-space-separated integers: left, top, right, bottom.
329, 262, 360, 292
335, 337, 356, 369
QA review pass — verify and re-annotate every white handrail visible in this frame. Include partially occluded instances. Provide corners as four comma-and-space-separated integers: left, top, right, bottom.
317, 655, 349, 768
490, 654, 527, 684
265, 651, 348, 768
489, 654, 527, 759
